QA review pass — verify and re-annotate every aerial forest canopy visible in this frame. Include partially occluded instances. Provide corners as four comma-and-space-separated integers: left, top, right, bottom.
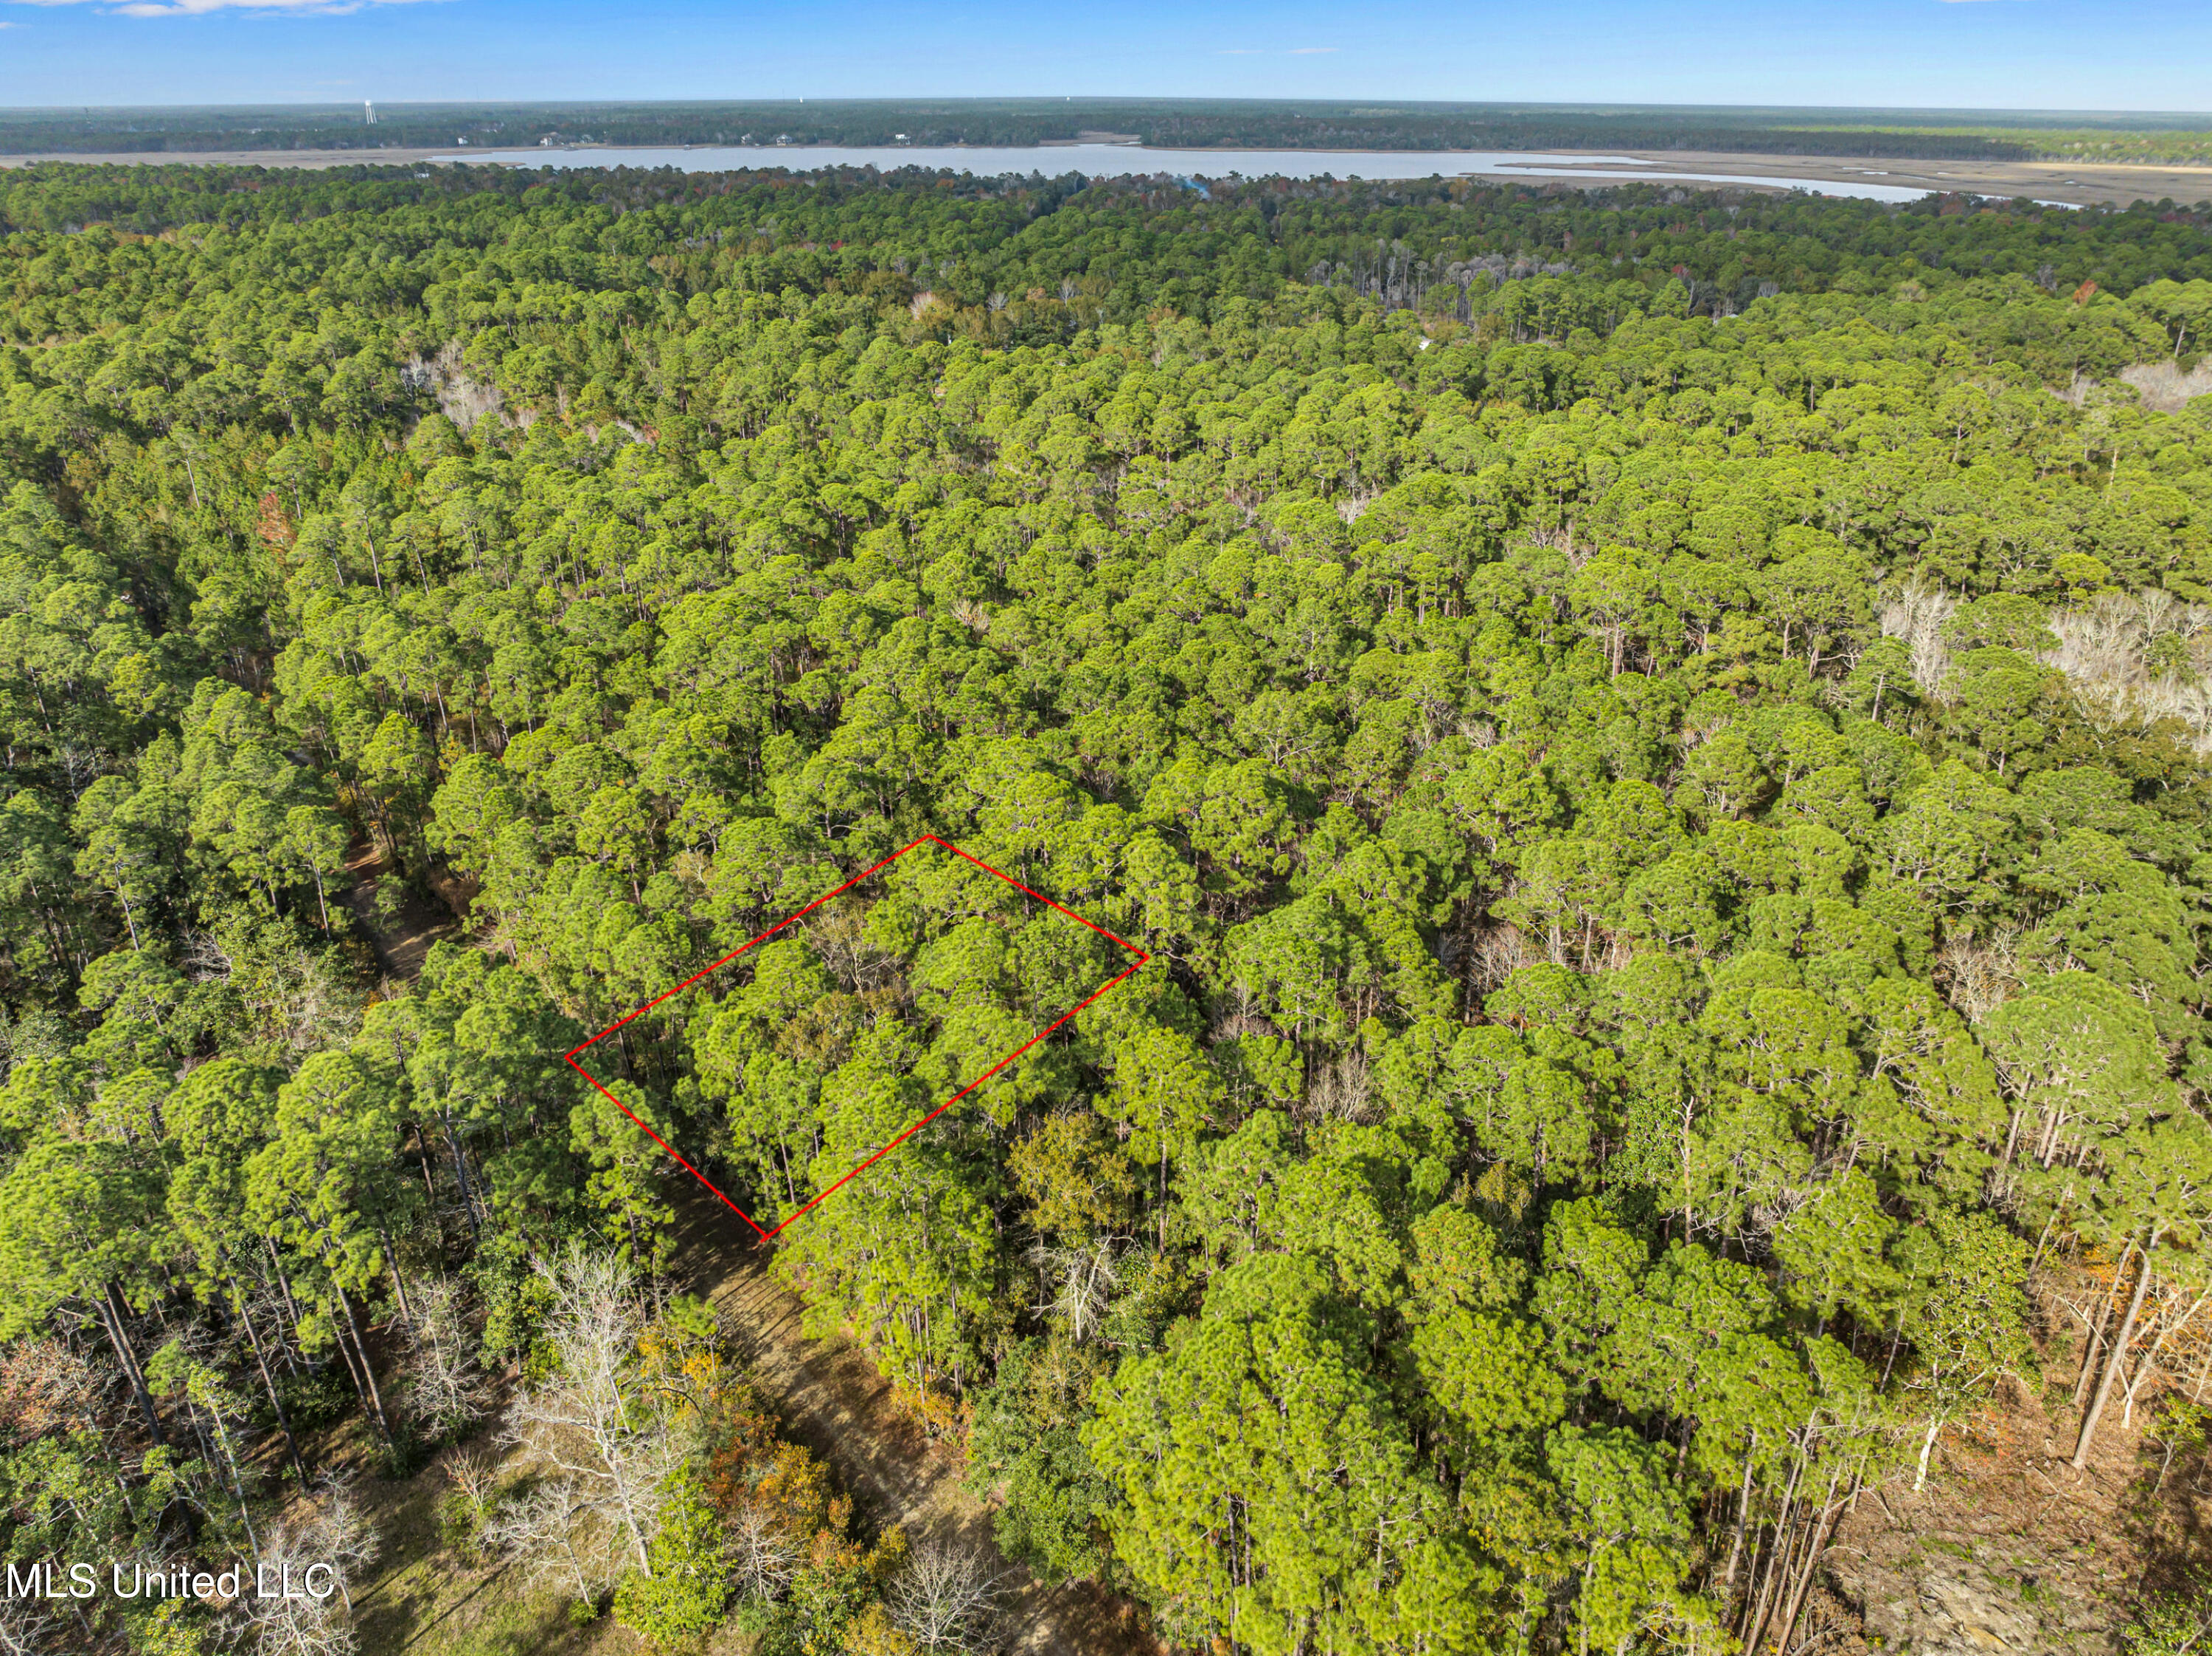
3, 161, 2212, 1655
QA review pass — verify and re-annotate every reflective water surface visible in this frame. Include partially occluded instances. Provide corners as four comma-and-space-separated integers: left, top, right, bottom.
455, 144, 1944, 203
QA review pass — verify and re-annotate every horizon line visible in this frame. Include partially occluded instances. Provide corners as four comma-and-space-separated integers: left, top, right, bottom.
3, 97, 2210, 122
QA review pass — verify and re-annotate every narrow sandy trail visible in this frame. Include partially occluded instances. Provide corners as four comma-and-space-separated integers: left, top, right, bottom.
343, 857, 1154, 1655
342, 839, 458, 981
667, 1194, 1156, 1656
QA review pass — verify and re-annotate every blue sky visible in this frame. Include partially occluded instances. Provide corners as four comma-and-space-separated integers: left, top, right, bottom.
0, 0, 2205, 116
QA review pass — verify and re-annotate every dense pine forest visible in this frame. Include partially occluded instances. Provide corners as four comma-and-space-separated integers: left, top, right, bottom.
4, 160, 2212, 1656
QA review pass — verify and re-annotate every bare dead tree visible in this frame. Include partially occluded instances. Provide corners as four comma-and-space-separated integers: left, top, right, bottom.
442, 1447, 500, 1559
727, 1501, 801, 1604
0, 1599, 53, 1656
1307, 1050, 1374, 1124
2041, 591, 2212, 756
244, 1497, 370, 1656
1933, 929, 2020, 1026
501, 1242, 678, 1574
1029, 1238, 1121, 1344
301, 1476, 380, 1615
887, 1539, 1009, 1655
405, 1275, 489, 1437
484, 1477, 620, 1604
445, 1448, 498, 1521
1879, 578, 1958, 696
807, 903, 902, 993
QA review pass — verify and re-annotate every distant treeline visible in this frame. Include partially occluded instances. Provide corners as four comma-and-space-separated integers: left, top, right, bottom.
4, 161, 2208, 305
4, 98, 2211, 164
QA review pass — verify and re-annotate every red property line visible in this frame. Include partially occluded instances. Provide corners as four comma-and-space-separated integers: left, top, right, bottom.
564, 833, 1150, 1243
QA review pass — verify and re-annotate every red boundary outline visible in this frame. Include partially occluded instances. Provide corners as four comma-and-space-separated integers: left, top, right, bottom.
564, 834, 1151, 1243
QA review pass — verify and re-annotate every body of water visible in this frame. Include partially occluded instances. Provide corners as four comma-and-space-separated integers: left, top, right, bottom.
457, 143, 1943, 203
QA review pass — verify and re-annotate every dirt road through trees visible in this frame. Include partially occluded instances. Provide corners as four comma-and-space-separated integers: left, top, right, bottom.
671, 1193, 1157, 1656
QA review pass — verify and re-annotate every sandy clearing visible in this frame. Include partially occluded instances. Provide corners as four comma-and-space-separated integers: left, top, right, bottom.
1509, 148, 2212, 208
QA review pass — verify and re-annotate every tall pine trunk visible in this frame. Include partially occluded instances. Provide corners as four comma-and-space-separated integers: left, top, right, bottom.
265, 1237, 307, 1373
1720, 1440, 1758, 1590
232, 1280, 306, 1481
440, 1101, 481, 1240
97, 1284, 165, 1447
334, 1280, 394, 1450
2075, 1231, 2158, 1469
2074, 1237, 2136, 1412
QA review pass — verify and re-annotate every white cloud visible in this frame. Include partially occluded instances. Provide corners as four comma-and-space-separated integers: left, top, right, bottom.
1287, 46, 1338, 53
